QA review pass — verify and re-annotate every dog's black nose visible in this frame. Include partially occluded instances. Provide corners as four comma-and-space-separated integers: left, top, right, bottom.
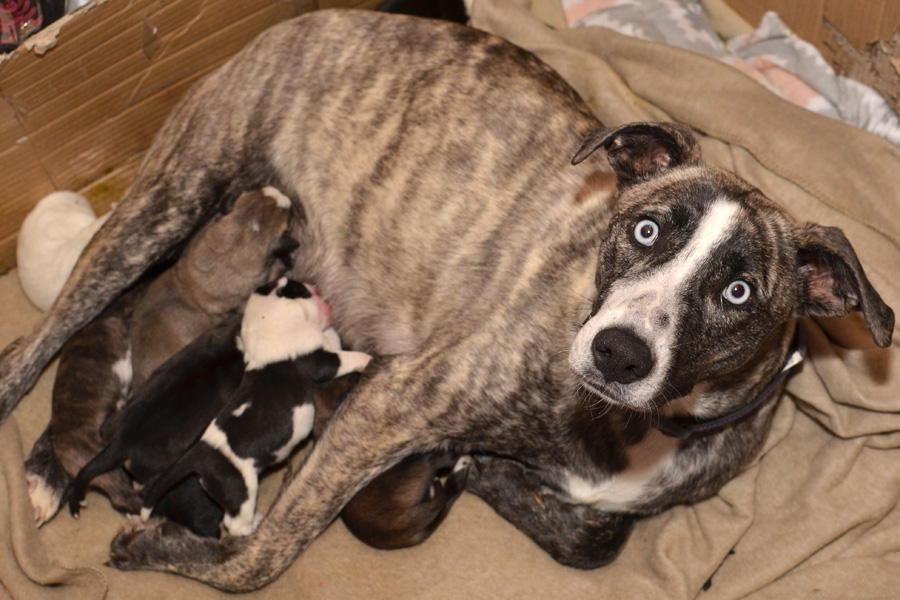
592, 328, 653, 384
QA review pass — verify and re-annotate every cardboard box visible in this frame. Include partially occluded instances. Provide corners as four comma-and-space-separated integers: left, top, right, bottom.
724, 0, 900, 56
0, 0, 378, 274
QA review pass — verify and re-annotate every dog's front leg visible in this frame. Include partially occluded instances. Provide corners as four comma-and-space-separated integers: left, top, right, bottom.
0, 66, 253, 424
108, 355, 447, 592
466, 456, 635, 569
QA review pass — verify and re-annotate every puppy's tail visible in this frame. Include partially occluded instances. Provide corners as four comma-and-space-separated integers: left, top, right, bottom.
69, 443, 122, 517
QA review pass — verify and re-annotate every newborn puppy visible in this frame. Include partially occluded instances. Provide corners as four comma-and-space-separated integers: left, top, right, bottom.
25, 292, 141, 525
341, 452, 469, 549
311, 379, 469, 549
141, 278, 371, 537
69, 314, 245, 537
130, 186, 298, 386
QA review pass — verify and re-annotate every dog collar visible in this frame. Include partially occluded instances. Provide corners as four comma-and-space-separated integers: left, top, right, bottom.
654, 323, 807, 440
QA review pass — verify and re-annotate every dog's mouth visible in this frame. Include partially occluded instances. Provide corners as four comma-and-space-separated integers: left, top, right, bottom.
576, 374, 657, 413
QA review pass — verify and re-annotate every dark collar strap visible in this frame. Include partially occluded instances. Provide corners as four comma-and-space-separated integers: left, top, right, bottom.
654, 323, 807, 440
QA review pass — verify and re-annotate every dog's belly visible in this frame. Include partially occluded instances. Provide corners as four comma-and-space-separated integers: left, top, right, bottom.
250, 11, 615, 356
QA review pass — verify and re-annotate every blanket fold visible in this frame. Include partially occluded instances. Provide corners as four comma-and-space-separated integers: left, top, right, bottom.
0, 417, 107, 600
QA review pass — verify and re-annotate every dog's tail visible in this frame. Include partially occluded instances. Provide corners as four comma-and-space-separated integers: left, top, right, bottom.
68, 443, 124, 517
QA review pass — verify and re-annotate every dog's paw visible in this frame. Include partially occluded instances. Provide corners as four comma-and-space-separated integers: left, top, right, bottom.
322, 327, 342, 352
26, 472, 62, 526
109, 518, 160, 570
110, 518, 198, 570
67, 493, 86, 518
109, 517, 229, 572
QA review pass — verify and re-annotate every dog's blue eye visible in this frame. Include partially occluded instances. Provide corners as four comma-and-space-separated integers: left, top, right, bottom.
634, 219, 659, 246
723, 280, 751, 305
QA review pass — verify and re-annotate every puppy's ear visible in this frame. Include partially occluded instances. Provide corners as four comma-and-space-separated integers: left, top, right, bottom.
794, 223, 894, 347
255, 280, 280, 296
571, 122, 701, 188
277, 279, 312, 299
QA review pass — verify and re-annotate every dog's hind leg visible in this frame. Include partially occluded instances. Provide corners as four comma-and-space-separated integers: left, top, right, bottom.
465, 455, 635, 569
107, 354, 456, 591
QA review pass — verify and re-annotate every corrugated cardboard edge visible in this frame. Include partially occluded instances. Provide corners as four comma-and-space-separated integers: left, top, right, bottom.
0, 0, 108, 67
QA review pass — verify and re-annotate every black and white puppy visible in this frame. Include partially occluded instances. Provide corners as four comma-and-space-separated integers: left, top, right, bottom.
141, 277, 371, 537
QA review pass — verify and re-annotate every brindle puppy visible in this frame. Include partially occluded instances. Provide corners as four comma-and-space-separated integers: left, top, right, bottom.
0, 11, 892, 592
313, 380, 469, 550
340, 453, 469, 550
25, 305, 138, 525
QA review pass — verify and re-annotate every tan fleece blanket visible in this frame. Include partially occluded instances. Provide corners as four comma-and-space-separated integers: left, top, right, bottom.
3, 1, 900, 597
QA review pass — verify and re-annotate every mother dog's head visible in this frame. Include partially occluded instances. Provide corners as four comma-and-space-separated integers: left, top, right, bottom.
569, 122, 894, 413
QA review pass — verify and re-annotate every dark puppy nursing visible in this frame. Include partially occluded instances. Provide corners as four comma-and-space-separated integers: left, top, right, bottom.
312, 378, 471, 549
341, 452, 469, 549
69, 314, 245, 536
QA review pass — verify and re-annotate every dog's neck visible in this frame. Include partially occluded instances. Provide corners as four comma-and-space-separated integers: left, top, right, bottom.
654, 322, 805, 439
563, 318, 801, 469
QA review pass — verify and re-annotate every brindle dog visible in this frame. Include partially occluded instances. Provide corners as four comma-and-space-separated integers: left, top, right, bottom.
0, 10, 892, 592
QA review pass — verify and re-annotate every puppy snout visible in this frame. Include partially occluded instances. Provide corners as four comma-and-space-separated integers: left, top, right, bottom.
592, 328, 653, 384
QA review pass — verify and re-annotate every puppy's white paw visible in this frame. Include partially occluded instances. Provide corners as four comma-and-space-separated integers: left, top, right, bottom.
27, 473, 62, 526
223, 508, 258, 537
335, 350, 372, 378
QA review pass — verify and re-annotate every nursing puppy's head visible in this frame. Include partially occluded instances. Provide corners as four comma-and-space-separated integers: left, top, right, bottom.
182, 186, 299, 313
239, 277, 333, 370
569, 122, 894, 412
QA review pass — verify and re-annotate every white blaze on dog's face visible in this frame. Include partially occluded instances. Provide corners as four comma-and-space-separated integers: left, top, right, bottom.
240, 277, 333, 370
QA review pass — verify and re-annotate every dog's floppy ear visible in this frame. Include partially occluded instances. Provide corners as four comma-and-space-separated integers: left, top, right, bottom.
571, 122, 701, 188
794, 223, 894, 347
